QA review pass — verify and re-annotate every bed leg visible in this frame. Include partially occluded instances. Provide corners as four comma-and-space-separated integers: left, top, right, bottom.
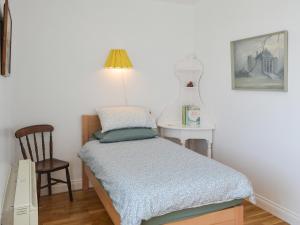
82, 162, 89, 191
235, 205, 244, 225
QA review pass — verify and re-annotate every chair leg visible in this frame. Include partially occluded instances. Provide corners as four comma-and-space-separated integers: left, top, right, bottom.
65, 167, 73, 201
37, 173, 41, 203
47, 172, 52, 196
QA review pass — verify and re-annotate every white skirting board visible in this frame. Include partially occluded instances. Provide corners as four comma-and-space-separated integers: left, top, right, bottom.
41, 179, 300, 225
255, 193, 300, 225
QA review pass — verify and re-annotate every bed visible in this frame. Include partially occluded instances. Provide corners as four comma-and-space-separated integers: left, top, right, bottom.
80, 115, 254, 225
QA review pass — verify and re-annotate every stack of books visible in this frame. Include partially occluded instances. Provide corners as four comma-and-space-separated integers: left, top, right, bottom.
182, 105, 201, 127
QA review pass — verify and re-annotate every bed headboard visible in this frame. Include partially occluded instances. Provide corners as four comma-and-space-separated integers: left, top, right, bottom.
82, 115, 101, 145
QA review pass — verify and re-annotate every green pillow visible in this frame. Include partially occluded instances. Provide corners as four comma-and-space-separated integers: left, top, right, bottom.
92, 128, 158, 143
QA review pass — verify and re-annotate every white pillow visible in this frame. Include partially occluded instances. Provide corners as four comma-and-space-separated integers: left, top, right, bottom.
96, 106, 157, 133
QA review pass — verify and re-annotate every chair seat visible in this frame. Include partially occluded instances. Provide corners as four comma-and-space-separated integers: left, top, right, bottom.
36, 158, 69, 173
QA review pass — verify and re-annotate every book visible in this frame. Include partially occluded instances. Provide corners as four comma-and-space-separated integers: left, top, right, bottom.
182, 105, 200, 127
182, 105, 187, 126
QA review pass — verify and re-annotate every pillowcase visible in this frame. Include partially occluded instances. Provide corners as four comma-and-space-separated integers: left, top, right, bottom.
92, 128, 158, 143
92, 130, 102, 140
96, 106, 157, 133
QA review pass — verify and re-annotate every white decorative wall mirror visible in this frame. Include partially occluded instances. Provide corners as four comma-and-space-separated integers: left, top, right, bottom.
175, 54, 203, 108
158, 54, 204, 126
175, 55, 203, 127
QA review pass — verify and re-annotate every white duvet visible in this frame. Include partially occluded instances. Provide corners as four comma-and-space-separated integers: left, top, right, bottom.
79, 137, 254, 225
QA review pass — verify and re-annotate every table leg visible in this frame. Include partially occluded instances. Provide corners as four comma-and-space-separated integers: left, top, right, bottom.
180, 139, 187, 147
207, 141, 212, 158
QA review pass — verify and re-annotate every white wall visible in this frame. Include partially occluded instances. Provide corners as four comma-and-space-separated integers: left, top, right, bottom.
0, 0, 15, 218
8, 0, 300, 223
195, 0, 300, 224
11, 0, 195, 190
0, 74, 14, 218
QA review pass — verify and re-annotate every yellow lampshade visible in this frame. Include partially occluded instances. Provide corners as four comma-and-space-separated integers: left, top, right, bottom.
104, 49, 133, 69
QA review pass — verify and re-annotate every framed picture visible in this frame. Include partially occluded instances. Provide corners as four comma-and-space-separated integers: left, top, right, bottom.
1, 0, 12, 77
231, 31, 288, 91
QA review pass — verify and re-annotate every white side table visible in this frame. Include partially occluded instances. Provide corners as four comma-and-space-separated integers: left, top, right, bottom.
158, 122, 215, 158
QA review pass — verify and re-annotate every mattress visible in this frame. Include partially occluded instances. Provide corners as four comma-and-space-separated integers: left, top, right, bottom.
142, 199, 243, 225
93, 176, 242, 225
79, 138, 254, 225
96, 176, 243, 225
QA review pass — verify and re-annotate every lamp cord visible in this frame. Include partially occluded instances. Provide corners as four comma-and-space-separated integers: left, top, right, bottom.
122, 72, 128, 105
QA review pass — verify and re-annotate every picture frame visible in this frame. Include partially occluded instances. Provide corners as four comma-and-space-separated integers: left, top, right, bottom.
231, 31, 288, 91
1, 0, 12, 77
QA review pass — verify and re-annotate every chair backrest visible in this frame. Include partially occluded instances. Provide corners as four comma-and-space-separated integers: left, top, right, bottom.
15, 124, 54, 162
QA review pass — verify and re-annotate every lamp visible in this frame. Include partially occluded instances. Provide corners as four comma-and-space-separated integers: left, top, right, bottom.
104, 49, 133, 69
104, 49, 133, 105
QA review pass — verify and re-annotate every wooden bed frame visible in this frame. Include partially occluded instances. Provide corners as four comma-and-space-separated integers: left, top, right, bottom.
81, 115, 244, 225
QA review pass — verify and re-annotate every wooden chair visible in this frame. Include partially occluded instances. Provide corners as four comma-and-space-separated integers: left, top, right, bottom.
15, 124, 73, 202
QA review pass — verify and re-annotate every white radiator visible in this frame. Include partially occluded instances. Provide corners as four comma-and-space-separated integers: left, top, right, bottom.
1, 160, 38, 225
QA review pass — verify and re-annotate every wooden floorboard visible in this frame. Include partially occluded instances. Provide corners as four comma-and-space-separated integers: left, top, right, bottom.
39, 190, 289, 225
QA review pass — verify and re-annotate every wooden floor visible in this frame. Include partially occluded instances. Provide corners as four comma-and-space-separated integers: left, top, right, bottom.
39, 190, 289, 225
